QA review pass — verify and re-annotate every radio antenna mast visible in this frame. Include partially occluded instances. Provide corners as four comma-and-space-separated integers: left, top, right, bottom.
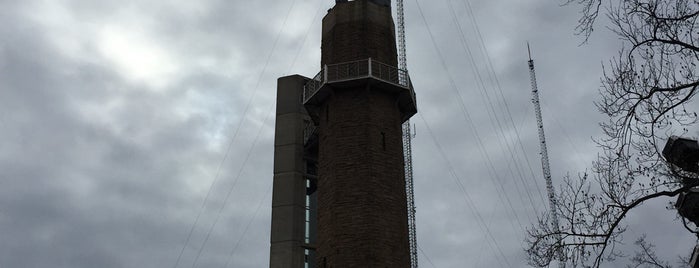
528, 43, 565, 268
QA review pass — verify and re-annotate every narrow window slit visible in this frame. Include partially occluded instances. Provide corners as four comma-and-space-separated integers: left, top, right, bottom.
381, 132, 386, 150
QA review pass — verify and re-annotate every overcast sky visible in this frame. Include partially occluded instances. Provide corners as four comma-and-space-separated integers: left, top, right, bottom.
1, 0, 696, 267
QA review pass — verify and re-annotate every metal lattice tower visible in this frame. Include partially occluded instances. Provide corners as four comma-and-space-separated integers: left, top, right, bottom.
397, 0, 407, 72
403, 122, 418, 268
528, 44, 564, 268
397, 0, 418, 267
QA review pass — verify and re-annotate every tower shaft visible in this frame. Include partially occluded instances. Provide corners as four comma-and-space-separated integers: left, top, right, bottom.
318, 88, 409, 267
312, 1, 416, 266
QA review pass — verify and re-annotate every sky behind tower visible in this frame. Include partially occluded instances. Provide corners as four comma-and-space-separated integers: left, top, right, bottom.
0, 0, 695, 267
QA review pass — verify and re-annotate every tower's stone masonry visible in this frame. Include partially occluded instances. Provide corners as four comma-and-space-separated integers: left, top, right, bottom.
317, 88, 410, 267
321, 0, 398, 66
315, 1, 411, 267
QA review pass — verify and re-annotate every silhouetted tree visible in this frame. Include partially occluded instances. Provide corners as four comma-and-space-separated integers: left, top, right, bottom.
526, 0, 699, 267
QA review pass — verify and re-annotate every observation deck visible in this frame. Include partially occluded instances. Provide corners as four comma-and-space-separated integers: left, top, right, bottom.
303, 58, 417, 124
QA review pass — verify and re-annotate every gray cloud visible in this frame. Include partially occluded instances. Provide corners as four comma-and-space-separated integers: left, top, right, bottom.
0, 0, 693, 267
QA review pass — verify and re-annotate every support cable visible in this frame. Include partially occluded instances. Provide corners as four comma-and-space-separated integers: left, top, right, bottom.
223, 182, 274, 268
172, 1, 298, 267
445, 0, 539, 224
417, 113, 511, 268
417, 244, 438, 268
218, 2, 326, 267
415, 0, 527, 237
189, 102, 274, 268
457, 0, 548, 207
443, 4, 552, 262
415, 0, 529, 265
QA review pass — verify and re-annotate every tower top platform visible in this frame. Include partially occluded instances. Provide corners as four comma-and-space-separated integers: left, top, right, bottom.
302, 58, 416, 123
307, 0, 415, 124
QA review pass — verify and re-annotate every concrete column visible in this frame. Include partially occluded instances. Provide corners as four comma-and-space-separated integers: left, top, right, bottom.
270, 75, 310, 268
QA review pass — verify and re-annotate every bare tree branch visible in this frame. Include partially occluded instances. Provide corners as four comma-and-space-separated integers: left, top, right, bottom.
527, 0, 699, 267
626, 235, 672, 268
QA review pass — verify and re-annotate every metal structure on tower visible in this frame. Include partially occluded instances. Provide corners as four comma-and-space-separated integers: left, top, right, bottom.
396, 0, 418, 267
528, 44, 565, 268
272, 1, 418, 267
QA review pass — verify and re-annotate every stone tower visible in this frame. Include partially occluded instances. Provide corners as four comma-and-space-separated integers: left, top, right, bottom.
271, 0, 416, 267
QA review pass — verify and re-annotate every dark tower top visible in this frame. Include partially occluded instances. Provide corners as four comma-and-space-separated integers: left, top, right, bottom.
336, 0, 390, 7
322, 0, 398, 66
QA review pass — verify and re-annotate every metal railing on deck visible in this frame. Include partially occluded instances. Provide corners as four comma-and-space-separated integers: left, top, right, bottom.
303, 58, 411, 104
